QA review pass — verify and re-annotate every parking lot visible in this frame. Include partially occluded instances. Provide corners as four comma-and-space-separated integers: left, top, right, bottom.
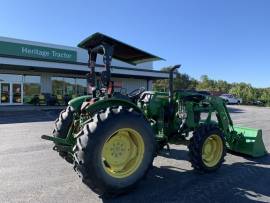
0, 105, 269, 203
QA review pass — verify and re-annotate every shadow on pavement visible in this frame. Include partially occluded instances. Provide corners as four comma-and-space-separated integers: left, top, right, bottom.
227, 106, 246, 113
159, 148, 190, 161
103, 151, 270, 203
0, 110, 62, 124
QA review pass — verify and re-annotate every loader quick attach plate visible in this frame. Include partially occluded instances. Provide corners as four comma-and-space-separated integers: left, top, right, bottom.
228, 126, 268, 157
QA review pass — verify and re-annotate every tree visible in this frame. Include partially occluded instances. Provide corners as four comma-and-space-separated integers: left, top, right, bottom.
153, 67, 196, 91
196, 75, 216, 91
153, 66, 270, 106
216, 80, 231, 93
259, 88, 270, 106
229, 83, 255, 103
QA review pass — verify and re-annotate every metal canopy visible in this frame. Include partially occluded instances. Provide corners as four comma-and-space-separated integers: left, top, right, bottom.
78, 32, 164, 65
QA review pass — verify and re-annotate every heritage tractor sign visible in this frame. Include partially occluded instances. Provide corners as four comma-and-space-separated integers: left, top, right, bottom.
0, 41, 77, 62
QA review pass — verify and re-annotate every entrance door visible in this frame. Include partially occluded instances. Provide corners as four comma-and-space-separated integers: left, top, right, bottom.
0, 83, 10, 104
0, 83, 23, 105
12, 83, 23, 104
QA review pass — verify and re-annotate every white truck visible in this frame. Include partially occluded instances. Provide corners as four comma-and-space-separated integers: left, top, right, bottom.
220, 94, 242, 104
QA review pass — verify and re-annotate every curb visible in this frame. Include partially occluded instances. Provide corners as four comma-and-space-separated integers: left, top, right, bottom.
0, 105, 65, 112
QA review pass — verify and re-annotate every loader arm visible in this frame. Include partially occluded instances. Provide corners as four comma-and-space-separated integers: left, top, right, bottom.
208, 96, 234, 135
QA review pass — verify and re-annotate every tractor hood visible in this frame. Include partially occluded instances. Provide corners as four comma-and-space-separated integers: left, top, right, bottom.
78, 32, 164, 65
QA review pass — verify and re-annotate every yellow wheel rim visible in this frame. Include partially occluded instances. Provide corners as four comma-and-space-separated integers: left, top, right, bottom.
101, 128, 145, 179
202, 134, 223, 167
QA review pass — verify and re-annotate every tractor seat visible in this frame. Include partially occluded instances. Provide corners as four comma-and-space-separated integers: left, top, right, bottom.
113, 92, 131, 101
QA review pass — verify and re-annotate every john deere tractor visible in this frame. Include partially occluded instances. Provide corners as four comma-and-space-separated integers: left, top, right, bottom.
42, 33, 267, 197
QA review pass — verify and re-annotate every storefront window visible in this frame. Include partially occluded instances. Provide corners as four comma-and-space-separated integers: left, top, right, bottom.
23, 75, 41, 104
76, 78, 87, 96
64, 78, 76, 96
52, 77, 65, 96
0, 74, 88, 105
0, 74, 23, 83
52, 77, 87, 98
0, 74, 40, 105
0, 74, 23, 104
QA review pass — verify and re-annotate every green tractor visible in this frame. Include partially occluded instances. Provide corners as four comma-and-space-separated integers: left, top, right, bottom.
42, 33, 267, 197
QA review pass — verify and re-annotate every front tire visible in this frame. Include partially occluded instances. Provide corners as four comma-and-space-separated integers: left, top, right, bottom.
74, 106, 156, 197
188, 124, 226, 172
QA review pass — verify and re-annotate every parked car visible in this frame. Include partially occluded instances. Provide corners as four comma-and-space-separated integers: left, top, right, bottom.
220, 94, 242, 104
252, 100, 264, 106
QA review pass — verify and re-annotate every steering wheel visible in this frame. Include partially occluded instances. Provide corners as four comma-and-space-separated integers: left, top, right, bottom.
128, 87, 146, 99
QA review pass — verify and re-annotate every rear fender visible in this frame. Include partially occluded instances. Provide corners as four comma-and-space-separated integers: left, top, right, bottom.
84, 98, 144, 116
68, 95, 92, 111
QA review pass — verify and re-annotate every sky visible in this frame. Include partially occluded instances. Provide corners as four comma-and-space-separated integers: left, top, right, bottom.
1, 0, 270, 87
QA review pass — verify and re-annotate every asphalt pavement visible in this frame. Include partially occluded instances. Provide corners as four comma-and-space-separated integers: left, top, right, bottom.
0, 105, 269, 203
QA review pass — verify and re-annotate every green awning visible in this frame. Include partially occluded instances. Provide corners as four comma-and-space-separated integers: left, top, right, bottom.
78, 32, 164, 65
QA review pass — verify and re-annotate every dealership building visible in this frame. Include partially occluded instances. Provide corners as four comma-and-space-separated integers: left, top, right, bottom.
0, 35, 168, 105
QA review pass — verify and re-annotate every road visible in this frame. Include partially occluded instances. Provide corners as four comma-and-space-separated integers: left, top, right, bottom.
0, 105, 269, 203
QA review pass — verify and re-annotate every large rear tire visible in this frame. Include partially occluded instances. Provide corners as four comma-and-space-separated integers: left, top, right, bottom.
53, 106, 74, 139
188, 124, 226, 172
52, 106, 75, 163
73, 106, 156, 197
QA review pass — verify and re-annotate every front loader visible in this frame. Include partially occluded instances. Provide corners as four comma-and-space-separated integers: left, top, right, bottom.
42, 32, 267, 197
